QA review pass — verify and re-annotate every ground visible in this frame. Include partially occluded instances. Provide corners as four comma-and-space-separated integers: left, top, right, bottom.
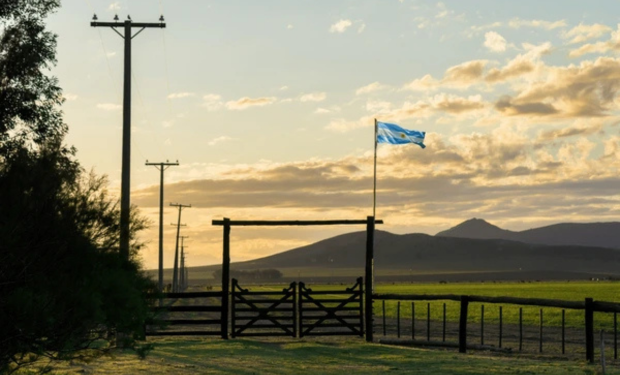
17, 337, 619, 375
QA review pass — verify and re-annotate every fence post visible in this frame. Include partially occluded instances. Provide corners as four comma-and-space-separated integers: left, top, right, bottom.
459, 295, 469, 353
499, 306, 503, 348
382, 300, 386, 336
519, 307, 523, 351
365, 216, 375, 343
586, 297, 594, 363
231, 278, 237, 338
481, 305, 484, 346
412, 302, 415, 340
442, 303, 446, 342
397, 301, 401, 338
427, 302, 431, 341
358, 278, 364, 338
221, 218, 230, 339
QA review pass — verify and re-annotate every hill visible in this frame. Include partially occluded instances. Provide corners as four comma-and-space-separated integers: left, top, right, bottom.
436, 219, 620, 249
187, 230, 620, 282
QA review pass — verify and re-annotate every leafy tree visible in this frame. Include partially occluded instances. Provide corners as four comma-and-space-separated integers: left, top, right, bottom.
0, 1, 156, 372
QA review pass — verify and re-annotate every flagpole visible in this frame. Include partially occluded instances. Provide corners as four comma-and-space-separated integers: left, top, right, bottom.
373, 118, 378, 219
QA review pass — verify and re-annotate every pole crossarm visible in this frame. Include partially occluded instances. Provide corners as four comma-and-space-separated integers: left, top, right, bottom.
90, 21, 166, 29
212, 219, 384, 226
146, 160, 179, 170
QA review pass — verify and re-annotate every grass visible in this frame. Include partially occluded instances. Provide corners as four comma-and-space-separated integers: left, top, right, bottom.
221, 281, 620, 330
374, 281, 620, 330
16, 337, 620, 374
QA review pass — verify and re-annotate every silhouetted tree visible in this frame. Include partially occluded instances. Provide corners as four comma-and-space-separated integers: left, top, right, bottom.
0, 1, 155, 372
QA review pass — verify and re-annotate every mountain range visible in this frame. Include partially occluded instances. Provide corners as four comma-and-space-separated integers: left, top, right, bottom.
186, 219, 620, 282
435, 218, 620, 249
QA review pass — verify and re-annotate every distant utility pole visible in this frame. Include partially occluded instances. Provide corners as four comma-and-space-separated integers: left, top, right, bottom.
179, 236, 189, 291
146, 160, 179, 292
90, 14, 166, 261
170, 203, 191, 292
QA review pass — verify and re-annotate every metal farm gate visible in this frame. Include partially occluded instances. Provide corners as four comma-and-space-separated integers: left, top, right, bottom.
299, 277, 364, 337
231, 279, 297, 337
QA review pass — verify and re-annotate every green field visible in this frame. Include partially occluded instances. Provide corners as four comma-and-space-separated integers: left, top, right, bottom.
375, 281, 620, 330
228, 281, 620, 330
16, 337, 620, 374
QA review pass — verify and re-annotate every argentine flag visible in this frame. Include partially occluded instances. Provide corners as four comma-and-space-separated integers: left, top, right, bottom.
376, 121, 426, 149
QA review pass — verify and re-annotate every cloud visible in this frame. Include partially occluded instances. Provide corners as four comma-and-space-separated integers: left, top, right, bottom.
225, 96, 277, 110
494, 96, 558, 116
484, 31, 507, 52
485, 42, 551, 83
208, 136, 233, 146
280, 86, 289, 91
108, 2, 121, 11
365, 100, 392, 113
355, 82, 389, 95
402, 74, 440, 91
106, 52, 116, 58
507, 18, 566, 30
202, 94, 223, 111
538, 120, 605, 141
96, 103, 121, 111
63, 93, 78, 101
300, 92, 326, 102
358, 23, 366, 34
431, 94, 486, 114
314, 106, 340, 114
443, 59, 488, 85
168, 92, 195, 99
468, 18, 565, 37
330, 19, 352, 33
133, 120, 620, 265
287, 24, 293, 29
564, 23, 612, 45
496, 56, 620, 118
569, 25, 620, 57
403, 60, 489, 91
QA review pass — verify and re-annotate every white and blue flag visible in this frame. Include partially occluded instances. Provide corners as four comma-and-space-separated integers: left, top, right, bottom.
376, 121, 426, 149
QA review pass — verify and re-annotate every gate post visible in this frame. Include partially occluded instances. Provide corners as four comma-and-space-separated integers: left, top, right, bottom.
459, 295, 469, 353
585, 297, 594, 363
365, 216, 375, 342
221, 218, 231, 339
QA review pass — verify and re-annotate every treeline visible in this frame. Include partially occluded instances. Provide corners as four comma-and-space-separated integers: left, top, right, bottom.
1, 1, 155, 372
213, 269, 283, 281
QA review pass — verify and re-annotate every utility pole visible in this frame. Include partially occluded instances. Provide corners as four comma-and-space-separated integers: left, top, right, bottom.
91, 14, 166, 261
179, 236, 189, 291
170, 203, 190, 292
146, 160, 179, 292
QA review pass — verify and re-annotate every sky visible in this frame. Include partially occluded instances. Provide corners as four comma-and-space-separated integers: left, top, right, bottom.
46, 0, 620, 269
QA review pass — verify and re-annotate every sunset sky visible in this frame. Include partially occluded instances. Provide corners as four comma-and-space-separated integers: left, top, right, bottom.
47, 1, 620, 269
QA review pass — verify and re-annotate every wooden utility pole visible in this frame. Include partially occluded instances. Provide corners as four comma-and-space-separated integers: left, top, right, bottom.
170, 203, 190, 292
145, 160, 179, 292
91, 14, 166, 261
179, 236, 189, 291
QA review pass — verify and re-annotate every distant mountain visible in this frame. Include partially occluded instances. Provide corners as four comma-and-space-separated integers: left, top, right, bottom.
435, 218, 516, 240
226, 230, 620, 275
436, 218, 620, 249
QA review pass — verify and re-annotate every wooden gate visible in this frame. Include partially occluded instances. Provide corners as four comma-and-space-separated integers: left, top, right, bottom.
145, 291, 225, 337
298, 277, 364, 337
231, 279, 297, 337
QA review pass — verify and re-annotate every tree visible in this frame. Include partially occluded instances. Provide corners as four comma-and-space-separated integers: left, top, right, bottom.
0, 1, 156, 372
